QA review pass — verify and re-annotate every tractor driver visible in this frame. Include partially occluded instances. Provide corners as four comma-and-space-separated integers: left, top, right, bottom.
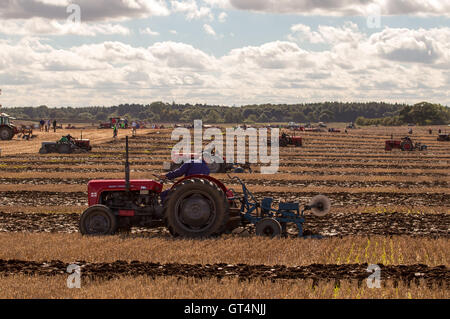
158, 155, 210, 203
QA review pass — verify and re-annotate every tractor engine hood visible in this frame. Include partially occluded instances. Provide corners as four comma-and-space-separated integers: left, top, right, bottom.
87, 179, 163, 206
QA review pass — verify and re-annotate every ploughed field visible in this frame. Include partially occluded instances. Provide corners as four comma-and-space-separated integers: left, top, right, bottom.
0, 125, 448, 298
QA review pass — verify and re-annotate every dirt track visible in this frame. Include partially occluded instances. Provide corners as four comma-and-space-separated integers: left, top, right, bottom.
0, 211, 448, 237
0, 259, 447, 286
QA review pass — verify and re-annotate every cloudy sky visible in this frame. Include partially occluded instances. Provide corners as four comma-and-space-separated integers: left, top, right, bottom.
0, 0, 449, 107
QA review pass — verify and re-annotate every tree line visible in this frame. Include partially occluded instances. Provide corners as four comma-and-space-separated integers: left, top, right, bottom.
3, 101, 449, 125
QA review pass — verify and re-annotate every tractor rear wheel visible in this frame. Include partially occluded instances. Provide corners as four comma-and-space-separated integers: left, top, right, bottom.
279, 138, 288, 147
79, 205, 117, 235
0, 127, 13, 140
401, 140, 413, 151
163, 178, 229, 238
39, 146, 48, 154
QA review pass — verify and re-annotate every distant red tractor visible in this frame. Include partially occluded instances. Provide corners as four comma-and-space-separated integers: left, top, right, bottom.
437, 134, 449, 141
279, 133, 302, 147
99, 117, 127, 129
385, 136, 427, 151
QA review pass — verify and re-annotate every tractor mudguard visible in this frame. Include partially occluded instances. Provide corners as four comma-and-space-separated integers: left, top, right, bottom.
171, 174, 229, 195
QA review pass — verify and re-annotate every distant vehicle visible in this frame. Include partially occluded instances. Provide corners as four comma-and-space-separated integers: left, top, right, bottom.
0, 113, 19, 140
279, 133, 302, 147
408, 123, 416, 126
318, 122, 327, 128
39, 134, 92, 154
99, 117, 127, 129
437, 134, 450, 141
328, 128, 341, 133
385, 136, 427, 151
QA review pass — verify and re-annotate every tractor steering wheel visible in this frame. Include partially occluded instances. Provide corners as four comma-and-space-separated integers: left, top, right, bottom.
151, 173, 167, 184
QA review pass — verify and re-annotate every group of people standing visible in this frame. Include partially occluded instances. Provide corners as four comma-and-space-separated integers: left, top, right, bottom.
113, 120, 138, 138
39, 119, 57, 132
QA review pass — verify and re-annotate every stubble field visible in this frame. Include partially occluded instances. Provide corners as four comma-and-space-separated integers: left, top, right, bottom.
0, 125, 448, 298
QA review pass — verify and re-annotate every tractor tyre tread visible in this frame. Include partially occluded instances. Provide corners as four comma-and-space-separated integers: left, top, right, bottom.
163, 178, 229, 238
79, 204, 117, 235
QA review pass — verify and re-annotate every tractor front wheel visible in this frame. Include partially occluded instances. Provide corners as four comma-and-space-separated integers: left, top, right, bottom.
0, 127, 13, 140
79, 205, 117, 235
163, 178, 229, 238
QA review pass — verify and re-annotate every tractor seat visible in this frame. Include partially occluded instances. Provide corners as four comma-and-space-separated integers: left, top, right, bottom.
279, 202, 299, 212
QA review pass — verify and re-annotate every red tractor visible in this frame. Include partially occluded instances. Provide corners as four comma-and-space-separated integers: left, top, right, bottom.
79, 137, 330, 238
99, 117, 127, 129
279, 133, 302, 147
385, 136, 427, 151
80, 137, 241, 237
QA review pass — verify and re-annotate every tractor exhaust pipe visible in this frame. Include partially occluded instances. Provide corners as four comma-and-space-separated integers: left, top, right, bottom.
125, 136, 130, 192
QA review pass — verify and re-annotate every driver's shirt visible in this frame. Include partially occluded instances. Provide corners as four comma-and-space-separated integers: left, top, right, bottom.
165, 159, 210, 180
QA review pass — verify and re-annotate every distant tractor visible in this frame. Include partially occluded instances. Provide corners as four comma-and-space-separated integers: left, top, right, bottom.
39, 134, 92, 154
0, 113, 19, 140
437, 134, 450, 141
328, 128, 341, 133
385, 136, 427, 151
99, 117, 127, 129
279, 133, 302, 147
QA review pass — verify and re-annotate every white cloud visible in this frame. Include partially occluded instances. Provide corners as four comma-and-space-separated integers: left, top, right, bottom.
203, 24, 217, 36
0, 18, 131, 36
140, 27, 160, 36
211, 0, 450, 16
218, 12, 228, 23
169, 30, 178, 35
171, 0, 213, 20
0, 0, 170, 21
1, 25, 449, 107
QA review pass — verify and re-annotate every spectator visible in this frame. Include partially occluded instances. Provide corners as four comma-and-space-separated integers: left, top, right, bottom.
53, 120, 57, 132
39, 119, 45, 131
113, 124, 118, 138
131, 121, 137, 137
